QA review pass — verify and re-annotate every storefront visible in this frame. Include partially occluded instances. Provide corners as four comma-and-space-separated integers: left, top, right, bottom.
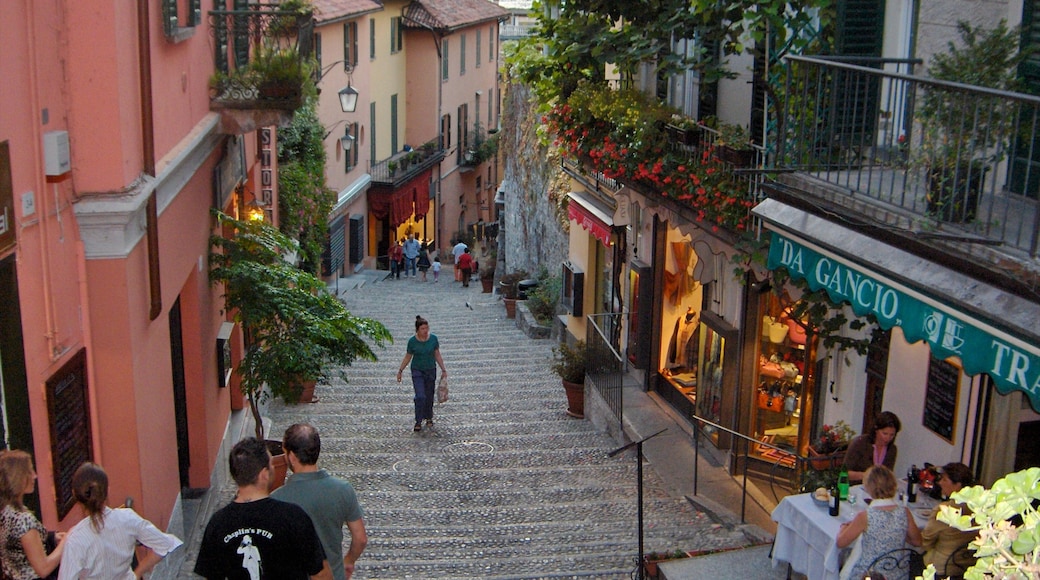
748, 292, 817, 468
753, 198, 1040, 484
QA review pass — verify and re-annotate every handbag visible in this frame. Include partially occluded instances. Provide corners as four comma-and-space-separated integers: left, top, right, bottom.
436, 375, 449, 404
785, 317, 807, 344
759, 356, 785, 379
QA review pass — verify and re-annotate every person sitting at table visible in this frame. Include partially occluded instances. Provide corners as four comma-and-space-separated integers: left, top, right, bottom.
843, 411, 901, 484
837, 465, 922, 580
921, 462, 977, 577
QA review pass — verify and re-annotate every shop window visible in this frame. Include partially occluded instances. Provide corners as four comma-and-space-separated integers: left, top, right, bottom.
751, 294, 815, 469
562, 262, 584, 317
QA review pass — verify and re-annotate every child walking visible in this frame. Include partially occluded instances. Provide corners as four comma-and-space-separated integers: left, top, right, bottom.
432, 257, 441, 282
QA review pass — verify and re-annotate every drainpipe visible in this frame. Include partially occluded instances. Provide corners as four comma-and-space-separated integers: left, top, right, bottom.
138, 0, 156, 176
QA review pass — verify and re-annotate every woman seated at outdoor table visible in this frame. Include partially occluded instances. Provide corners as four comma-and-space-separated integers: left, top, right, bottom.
843, 411, 901, 484
921, 462, 977, 577
837, 465, 922, 580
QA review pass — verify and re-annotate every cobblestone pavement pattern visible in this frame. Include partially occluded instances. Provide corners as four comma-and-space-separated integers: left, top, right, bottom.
186, 269, 758, 579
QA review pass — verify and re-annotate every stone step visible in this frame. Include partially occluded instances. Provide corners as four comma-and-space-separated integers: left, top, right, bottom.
255, 276, 756, 578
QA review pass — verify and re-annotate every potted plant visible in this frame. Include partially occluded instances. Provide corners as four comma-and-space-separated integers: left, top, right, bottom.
665, 114, 701, 147
925, 466, 1040, 580
643, 549, 690, 578
387, 160, 398, 177
551, 339, 587, 419
479, 263, 496, 293
917, 20, 1027, 222
498, 270, 528, 318
807, 420, 855, 470
209, 212, 392, 443
715, 121, 754, 166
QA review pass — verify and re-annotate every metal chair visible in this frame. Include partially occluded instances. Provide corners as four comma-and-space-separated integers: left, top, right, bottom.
866, 547, 924, 580
941, 544, 977, 580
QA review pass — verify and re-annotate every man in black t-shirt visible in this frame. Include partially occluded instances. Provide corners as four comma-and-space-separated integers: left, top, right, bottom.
194, 437, 331, 580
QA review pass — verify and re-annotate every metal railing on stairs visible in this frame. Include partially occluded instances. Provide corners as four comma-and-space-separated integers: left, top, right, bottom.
586, 313, 625, 422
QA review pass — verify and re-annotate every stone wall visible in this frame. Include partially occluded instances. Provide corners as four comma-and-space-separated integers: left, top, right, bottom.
916, 0, 1011, 70
498, 81, 569, 279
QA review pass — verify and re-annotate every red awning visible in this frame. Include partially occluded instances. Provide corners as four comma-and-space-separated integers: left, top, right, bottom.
568, 196, 613, 247
369, 169, 432, 227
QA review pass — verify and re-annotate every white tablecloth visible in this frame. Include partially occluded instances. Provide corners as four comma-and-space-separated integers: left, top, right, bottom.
771, 487, 935, 580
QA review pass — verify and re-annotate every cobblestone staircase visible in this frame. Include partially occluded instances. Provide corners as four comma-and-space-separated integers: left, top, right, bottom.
176, 271, 757, 579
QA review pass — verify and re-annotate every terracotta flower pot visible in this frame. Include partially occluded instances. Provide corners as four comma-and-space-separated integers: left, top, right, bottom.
562, 379, 585, 419
481, 277, 494, 293
504, 298, 517, 319
266, 440, 288, 491
808, 446, 846, 470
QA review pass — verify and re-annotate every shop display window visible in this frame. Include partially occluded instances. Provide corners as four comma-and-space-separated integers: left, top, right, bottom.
751, 295, 815, 468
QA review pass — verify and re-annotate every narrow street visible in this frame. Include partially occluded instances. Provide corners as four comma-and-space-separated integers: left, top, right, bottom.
179, 267, 765, 578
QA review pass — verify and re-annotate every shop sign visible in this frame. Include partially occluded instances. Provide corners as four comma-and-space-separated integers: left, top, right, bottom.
768, 232, 1040, 412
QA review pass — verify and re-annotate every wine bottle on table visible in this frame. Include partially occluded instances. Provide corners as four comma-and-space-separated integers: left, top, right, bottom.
828, 486, 840, 517
906, 465, 918, 503
837, 467, 850, 501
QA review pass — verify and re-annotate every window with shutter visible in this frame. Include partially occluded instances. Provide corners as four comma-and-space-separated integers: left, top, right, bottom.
821, 0, 885, 158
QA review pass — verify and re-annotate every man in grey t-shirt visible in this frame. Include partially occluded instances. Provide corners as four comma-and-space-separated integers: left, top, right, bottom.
272, 424, 367, 580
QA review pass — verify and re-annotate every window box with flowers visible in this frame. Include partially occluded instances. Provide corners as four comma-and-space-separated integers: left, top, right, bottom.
807, 420, 855, 470
544, 81, 757, 235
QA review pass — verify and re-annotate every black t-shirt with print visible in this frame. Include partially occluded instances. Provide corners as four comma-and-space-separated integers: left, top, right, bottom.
194, 497, 326, 579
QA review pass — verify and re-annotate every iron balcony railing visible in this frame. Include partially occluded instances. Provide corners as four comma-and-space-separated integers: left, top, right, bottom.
777, 55, 1040, 257
369, 139, 445, 186
587, 312, 626, 422
208, 4, 314, 109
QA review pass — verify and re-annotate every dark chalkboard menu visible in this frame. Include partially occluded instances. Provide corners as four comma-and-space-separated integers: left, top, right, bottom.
923, 356, 959, 442
46, 349, 93, 519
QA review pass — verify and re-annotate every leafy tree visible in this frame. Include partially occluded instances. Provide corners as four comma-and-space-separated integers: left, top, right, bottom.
210, 212, 392, 439
277, 102, 335, 274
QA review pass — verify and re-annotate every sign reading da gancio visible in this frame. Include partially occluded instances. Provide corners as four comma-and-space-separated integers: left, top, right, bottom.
766, 232, 1040, 413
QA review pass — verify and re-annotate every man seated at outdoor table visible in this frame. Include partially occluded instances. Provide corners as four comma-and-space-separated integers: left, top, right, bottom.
921, 462, 977, 577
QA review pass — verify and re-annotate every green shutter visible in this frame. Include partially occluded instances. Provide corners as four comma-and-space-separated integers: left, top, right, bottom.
1010, 0, 1040, 196
836, 0, 885, 56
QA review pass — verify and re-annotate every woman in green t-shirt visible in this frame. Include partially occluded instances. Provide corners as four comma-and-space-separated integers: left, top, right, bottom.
396, 316, 448, 431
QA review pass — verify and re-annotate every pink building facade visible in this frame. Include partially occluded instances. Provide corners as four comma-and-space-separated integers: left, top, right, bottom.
0, 0, 257, 531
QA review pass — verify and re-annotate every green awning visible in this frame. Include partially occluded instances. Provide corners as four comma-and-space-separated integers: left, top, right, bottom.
768, 231, 1040, 412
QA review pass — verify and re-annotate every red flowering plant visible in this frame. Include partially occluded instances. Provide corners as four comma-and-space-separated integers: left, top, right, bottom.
544, 81, 756, 233
812, 420, 856, 455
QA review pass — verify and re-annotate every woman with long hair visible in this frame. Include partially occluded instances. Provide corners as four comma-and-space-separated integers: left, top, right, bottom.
58, 462, 182, 580
0, 450, 65, 580
397, 315, 448, 432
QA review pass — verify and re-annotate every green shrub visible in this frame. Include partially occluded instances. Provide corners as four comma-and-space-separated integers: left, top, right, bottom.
527, 274, 561, 324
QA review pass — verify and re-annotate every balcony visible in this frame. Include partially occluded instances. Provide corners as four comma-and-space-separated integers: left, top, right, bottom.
774, 55, 1040, 259
370, 139, 445, 186
459, 126, 499, 170
208, 4, 315, 133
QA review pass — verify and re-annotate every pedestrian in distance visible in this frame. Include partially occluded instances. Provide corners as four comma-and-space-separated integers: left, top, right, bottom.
431, 257, 441, 282
457, 248, 474, 288
272, 424, 368, 580
403, 234, 420, 278
396, 315, 448, 432
0, 450, 65, 580
194, 438, 332, 580
59, 462, 182, 580
417, 243, 431, 282
389, 242, 403, 280
452, 239, 467, 282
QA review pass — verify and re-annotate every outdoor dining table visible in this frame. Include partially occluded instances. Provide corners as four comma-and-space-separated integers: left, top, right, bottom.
770, 486, 938, 580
